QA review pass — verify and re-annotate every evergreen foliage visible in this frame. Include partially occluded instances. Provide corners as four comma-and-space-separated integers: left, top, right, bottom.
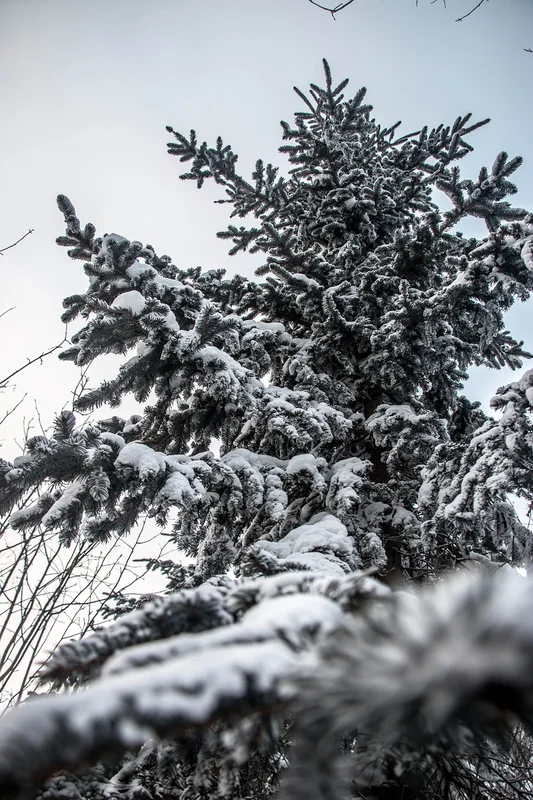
1, 60, 533, 800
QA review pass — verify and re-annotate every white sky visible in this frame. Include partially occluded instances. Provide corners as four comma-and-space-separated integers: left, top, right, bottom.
1, 0, 532, 460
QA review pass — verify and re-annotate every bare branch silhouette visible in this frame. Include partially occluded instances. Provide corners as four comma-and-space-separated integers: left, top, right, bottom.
308, 1, 532, 54
0, 327, 68, 390
455, 0, 487, 22
307, 0, 355, 18
0, 308, 15, 322
0, 394, 27, 430
0, 229, 34, 256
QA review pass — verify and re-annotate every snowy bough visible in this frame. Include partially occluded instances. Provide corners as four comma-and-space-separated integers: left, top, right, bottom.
1, 60, 533, 799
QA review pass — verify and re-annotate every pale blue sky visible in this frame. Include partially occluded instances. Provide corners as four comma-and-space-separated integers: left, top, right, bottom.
1, 0, 532, 458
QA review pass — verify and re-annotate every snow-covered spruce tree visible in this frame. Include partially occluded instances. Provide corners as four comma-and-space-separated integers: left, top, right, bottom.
1, 60, 533, 800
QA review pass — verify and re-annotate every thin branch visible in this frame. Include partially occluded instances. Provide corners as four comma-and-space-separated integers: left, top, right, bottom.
308, 0, 529, 50
0, 393, 27, 429
70, 364, 91, 411
307, 0, 356, 19
33, 399, 48, 438
0, 326, 68, 388
0, 307, 15, 322
456, 0, 487, 23
0, 229, 34, 256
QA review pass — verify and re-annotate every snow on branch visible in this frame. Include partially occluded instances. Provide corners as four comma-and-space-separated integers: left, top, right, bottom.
282, 569, 533, 800
0, 640, 299, 796
39, 568, 387, 684
248, 513, 358, 575
436, 372, 532, 542
103, 594, 345, 676
0, 591, 351, 794
39, 581, 234, 682
2, 570, 533, 797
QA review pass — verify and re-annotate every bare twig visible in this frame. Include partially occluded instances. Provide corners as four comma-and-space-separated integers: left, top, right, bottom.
70, 364, 91, 410
0, 229, 34, 256
456, 0, 487, 23
307, 0, 355, 18
33, 399, 48, 438
0, 308, 15, 322
0, 515, 159, 709
0, 394, 27, 429
0, 326, 68, 389
308, 0, 530, 55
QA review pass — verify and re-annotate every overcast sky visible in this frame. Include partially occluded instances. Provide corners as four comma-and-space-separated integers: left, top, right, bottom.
1, 0, 532, 460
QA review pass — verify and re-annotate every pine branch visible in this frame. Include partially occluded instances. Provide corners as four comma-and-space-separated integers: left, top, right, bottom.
3, 571, 533, 798
282, 570, 533, 800
0, 641, 297, 797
